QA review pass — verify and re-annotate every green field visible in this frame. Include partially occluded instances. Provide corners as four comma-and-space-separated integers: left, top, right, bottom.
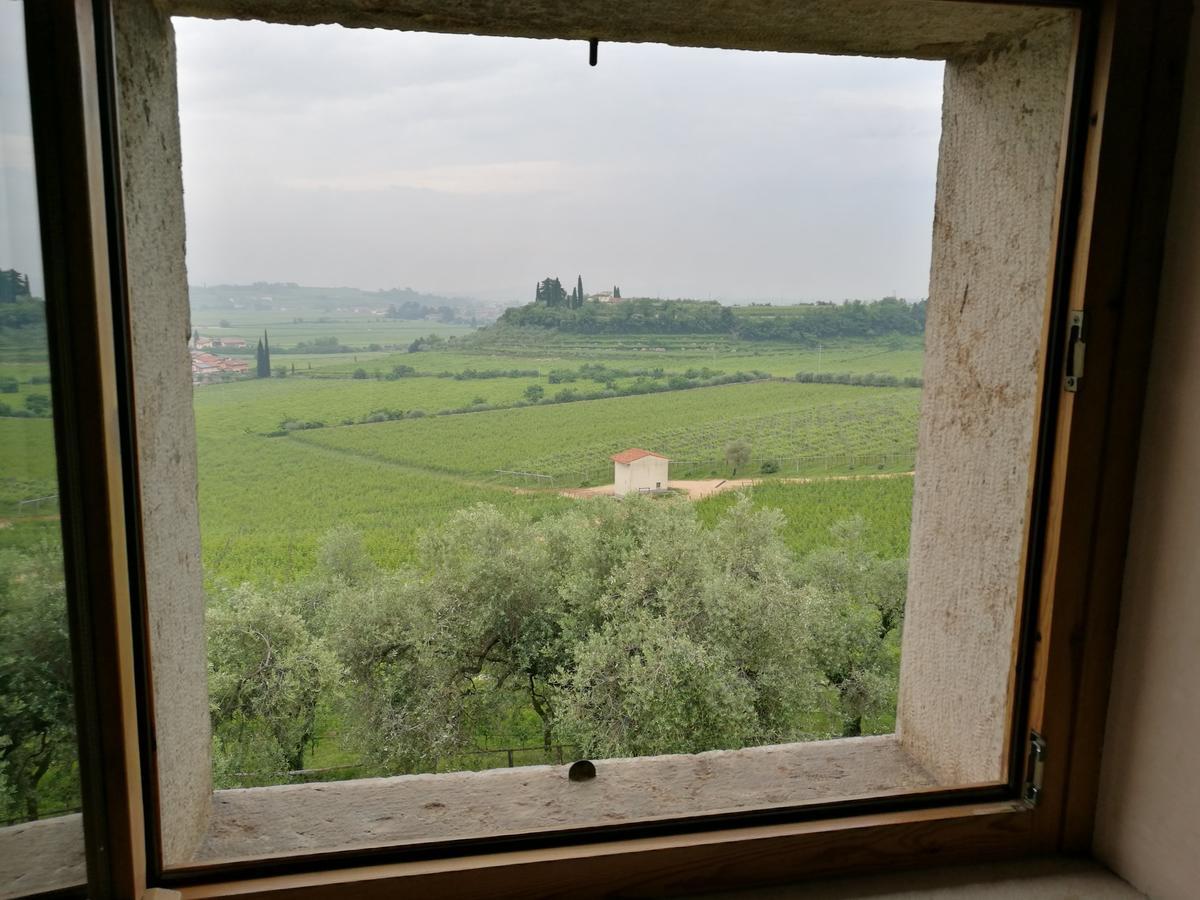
694, 475, 915, 559
0, 416, 60, 554
287, 381, 918, 487
3, 300, 928, 803
312, 335, 925, 380
190, 352, 920, 586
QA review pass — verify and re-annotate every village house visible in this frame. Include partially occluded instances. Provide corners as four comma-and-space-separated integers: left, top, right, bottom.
190, 350, 249, 385
611, 448, 669, 497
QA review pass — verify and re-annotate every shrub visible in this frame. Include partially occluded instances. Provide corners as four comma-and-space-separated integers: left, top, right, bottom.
352, 368, 368, 380
23, 394, 50, 416
760, 460, 780, 474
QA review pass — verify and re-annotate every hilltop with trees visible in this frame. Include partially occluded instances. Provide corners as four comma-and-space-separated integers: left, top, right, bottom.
500, 292, 925, 342
0, 269, 45, 340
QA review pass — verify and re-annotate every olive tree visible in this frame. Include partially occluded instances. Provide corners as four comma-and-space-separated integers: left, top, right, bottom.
207, 582, 340, 782
0, 545, 78, 821
796, 517, 907, 737
330, 497, 824, 768
724, 439, 751, 476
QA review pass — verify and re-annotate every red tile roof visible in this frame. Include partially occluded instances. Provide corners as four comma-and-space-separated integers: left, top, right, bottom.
610, 448, 668, 465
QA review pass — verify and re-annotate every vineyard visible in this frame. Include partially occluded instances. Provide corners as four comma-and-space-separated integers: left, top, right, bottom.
309, 334, 925, 380
0, 333, 928, 581
285, 381, 919, 486
186, 345, 924, 583
0, 417, 60, 556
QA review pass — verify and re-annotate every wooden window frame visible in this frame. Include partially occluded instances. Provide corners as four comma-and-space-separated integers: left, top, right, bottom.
21, 0, 1193, 895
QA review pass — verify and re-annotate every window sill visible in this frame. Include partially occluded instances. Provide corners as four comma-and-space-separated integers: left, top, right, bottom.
190, 735, 938, 866
0, 814, 84, 899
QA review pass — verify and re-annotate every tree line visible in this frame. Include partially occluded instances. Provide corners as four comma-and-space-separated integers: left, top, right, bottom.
0, 269, 32, 303
0, 269, 45, 335
500, 296, 926, 342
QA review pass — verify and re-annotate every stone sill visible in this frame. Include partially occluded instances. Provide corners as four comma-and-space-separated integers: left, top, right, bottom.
0, 813, 84, 900
192, 734, 937, 865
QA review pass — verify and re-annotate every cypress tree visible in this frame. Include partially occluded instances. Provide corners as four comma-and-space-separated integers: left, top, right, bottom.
577, 275, 585, 307
255, 339, 265, 377
263, 330, 272, 376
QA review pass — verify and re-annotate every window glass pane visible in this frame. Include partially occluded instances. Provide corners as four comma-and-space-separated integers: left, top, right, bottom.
0, 1, 86, 894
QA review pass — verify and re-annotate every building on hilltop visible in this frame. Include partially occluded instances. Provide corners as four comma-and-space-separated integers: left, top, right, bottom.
611, 448, 669, 497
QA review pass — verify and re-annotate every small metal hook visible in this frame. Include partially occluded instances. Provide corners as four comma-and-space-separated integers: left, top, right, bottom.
589, 39, 598, 67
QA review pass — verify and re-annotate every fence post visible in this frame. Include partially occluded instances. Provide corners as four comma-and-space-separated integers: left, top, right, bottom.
507, 749, 514, 768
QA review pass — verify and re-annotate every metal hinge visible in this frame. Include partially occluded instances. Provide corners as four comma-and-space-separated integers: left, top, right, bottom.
1023, 731, 1047, 807
1065, 311, 1086, 392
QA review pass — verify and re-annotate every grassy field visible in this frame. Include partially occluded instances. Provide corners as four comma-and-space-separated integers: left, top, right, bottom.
1, 325, 922, 585
287, 381, 918, 487
193, 373, 536, 432
694, 476, 915, 559
312, 335, 925, 380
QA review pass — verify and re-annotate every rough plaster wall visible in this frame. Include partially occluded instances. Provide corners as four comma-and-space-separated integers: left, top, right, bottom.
696, 858, 1143, 899
897, 20, 1073, 786
166, 0, 1071, 62
1093, 9, 1200, 898
115, 0, 212, 864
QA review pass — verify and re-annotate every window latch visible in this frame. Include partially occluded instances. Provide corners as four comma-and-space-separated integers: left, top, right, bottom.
1023, 731, 1047, 807
1065, 311, 1086, 392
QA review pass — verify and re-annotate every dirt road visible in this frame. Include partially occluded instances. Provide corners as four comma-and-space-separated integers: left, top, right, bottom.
561, 471, 913, 501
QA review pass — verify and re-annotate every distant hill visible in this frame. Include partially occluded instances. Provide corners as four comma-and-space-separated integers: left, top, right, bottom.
495, 296, 926, 343
189, 282, 504, 321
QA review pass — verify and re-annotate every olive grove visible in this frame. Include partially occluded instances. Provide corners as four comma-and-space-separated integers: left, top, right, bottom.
204, 497, 908, 781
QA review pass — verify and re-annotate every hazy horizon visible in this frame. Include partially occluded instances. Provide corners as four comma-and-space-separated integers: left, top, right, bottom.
176, 20, 945, 304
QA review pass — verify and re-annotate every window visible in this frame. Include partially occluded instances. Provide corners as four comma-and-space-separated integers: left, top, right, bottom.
15, 0, 1191, 895
125, 0, 1082, 873
0, 3, 86, 895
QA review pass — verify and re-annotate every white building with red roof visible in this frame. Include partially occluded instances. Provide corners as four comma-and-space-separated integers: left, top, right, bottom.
610, 448, 669, 497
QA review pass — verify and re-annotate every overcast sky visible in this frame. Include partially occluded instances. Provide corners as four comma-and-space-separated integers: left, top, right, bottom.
173, 19, 945, 304
1, 1, 44, 298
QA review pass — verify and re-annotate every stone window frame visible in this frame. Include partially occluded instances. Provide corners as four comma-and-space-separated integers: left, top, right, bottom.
125, 0, 1083, 877
9, 0, 1191, 896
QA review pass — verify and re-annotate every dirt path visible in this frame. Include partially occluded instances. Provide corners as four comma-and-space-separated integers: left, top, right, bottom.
561, 471, 914, 501
0, 514, 61, 528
